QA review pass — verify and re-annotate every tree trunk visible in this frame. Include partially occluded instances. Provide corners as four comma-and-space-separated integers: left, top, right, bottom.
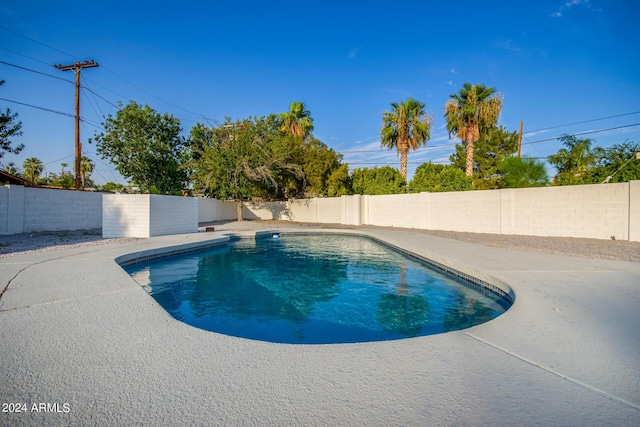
465, 125, 477, 177
237, 199, 244, 222
400, 150, 408, 181
465, 138, 474, 176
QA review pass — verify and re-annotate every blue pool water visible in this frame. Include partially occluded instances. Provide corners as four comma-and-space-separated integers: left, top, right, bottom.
125, 234, 510, 344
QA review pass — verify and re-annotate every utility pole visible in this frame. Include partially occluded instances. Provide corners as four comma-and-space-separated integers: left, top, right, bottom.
517, 120, 523, 158
54, 60, 99, 190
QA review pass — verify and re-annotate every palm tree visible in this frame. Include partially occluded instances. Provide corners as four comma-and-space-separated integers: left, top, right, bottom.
2, 162, 20, 175
444, 83, 503, 176
280, 102, 314, 140
61, 162, 68, 175
381, 97, 432, 181
547, 134, 594, 185
78, 156, 95, 189
23, 157, 43, 185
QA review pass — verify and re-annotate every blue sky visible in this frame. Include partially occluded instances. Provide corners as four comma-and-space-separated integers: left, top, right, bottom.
1, 0, 639, 184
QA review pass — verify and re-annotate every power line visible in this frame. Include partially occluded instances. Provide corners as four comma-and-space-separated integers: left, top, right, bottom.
0, 96, 104, 129
0, 26, 79, 61
522, 123, 640, 146
1, 28, 212, 123
99, 65, 214, 122
83, 85, 120, 110
0, 96, 75, 118
525, 111, 640, 134
0, 46, 54, 67
0, 60, 74, 83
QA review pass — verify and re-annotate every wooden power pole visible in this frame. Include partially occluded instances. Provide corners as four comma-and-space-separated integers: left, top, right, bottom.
517, 120, 523, 158
54, 60, 99, 190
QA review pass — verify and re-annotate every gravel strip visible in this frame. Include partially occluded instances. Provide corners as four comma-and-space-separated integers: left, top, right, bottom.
0, 229, 140, 259
2, 222, 639, 263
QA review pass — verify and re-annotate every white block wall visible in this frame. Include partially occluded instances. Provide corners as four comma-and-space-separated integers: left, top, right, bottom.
102, 194, 151, 238
428, 190, 502, 234
103, 194, 197, 238
4, 182, 640, 241
0, 185, 25, 235
244, 201, 289, 220
1, 186, 101, 235
341, 194, 362, 225
364, 193, 428, 229
149, 195, 197, 237
501, 184, 630, 239
197, 198, 238, 223
289, 199, 317, 222
315, 198, 342, 224
23, 187, 102, 233
630, 181, 640, 242
242, 181, 640, 241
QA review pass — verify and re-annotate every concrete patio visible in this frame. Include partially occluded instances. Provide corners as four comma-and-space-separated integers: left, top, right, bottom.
1, 226, 639, 426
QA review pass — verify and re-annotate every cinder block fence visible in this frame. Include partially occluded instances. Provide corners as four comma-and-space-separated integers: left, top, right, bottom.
0, 186, 102, 235
1, 181, 639, 241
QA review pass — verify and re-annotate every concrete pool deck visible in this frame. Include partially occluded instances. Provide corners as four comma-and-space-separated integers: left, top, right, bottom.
1, 226, 639, 426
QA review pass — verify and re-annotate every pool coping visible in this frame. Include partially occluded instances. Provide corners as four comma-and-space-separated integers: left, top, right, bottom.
1, 226, 639, 426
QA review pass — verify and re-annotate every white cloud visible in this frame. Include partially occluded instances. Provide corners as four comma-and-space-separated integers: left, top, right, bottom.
551, 0, 592, 18
495, 39, 521, 52
449, 67, 458, 74
447, 80, 453, 86
347, 46, 362, 59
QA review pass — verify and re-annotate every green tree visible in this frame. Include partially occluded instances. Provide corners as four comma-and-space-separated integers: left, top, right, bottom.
500, 156, 549, 188
326, 164, 352, 197
408, 162, 472, 193
22, 157, 43, 185
299, 137, 344, 197
189, 116, 304, 220
583, 141, 640, 184
2, 162, 20, 175
450, 125, 518, 189
1, 80, 24, 162
101, 181, 127, 193
93, 101, 189, 194
547, 134, 595, 185
280, 101, 314, 140
351, 166, 406, 195
444, 83, 503, 176
381, 98, 432, 181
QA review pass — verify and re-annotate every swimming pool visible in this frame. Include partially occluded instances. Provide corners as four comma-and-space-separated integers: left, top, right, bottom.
125, 234, 511, 344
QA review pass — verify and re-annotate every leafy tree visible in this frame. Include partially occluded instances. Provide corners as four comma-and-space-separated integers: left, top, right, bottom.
101, 181, 127, 193
188, 116, 304, 220
381, 97, 432, 180
326, 164, 352, 197
22, 157, 43, 185
49, 172, 75, 189
450, 125, 518, 189
351, 166, 406, 195
280, 101, 314, 140
0, 80, 24, 162
298, 137, 344, 197
408, 162, 472, 193
444, 83, 503, 176
583, 141, 640, 184
547, 134, 595, 185
77, 156, 95, 189
93, 101, 189, 194
500, 156, 549, 188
